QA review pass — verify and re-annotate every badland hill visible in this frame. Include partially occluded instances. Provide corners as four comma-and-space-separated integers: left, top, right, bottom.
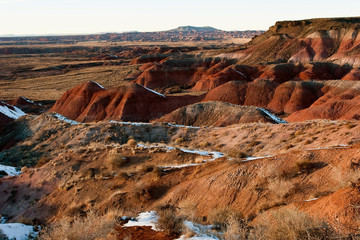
2, 17, 360, 240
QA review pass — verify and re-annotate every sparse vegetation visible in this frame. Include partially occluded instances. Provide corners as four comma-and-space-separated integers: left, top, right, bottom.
156, 207, 184, 236
127, 137, 137, 148
253, 208, 338, 240
40, 211, 117, 240
294, 160, 319, 174
106, 151, 128, 170
208, 207, 245, 231
228, 149, 247, 159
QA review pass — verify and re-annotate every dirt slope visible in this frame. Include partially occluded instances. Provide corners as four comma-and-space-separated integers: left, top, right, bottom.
154, 101, 282, 127
1, 114, 360, 232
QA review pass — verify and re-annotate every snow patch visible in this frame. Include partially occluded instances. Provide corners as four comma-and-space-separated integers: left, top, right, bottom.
242, 155, 273, 162
260, 108, 287, 124
53, 113, 80, 125
167, 123, 201, 129
233, 69, 247, 78
0, 101, 26, 119
0, 223, 38, 240
141, 85, 166, 98
109, 120, 203, 129
109, 120, 152, 126
90, 81, 105, 89
137, 143, 224, 170
305, 198, 319, 202
0, 164, 20, 176
176, 221, 219, 240
21, 97, 35, 104
123, 211, 158, 230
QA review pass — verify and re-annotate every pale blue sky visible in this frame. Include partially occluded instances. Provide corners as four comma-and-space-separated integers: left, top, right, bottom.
1, 0, 359, 35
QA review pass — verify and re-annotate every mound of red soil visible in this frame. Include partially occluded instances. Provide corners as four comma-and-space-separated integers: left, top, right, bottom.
115, 226, 176, 240
202, 81, 248, 105
134, 63, 196, 89
10, 96, 36, 107
130, 54, 170, 65
193, 65, 250, 90
154, 101, 281, 127
0, 101, 25, 131
133, 58, 236, 90
50, 81, 199, 122
286, 82, 360, 121
203, 80, 357, 118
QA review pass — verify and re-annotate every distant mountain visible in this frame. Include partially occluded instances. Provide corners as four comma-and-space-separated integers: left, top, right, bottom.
169, 26, 220, 32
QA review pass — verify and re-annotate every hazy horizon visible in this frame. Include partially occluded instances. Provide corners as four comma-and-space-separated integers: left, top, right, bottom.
1, 0, 359, 35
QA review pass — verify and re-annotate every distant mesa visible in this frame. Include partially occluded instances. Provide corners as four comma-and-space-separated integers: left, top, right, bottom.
168, 26, 220, 32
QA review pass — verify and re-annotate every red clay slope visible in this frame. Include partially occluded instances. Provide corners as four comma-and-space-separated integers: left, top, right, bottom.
50, 81, 200, 122
218, 17, 360, 65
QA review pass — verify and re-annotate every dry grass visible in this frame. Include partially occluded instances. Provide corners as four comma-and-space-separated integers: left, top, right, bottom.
36, 156, 51, 168
208, 207, 244, 231
127, 138, 137, 148
222, 214, 249, 240
228, 149, 247, 159
253, 208, 337, 240
106, 151, 128, 170
156, 207, 184, 236
40, 210, 117, 240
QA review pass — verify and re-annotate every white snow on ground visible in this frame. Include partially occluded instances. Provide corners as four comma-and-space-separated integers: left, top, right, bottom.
0, 223, 38, 240
176, 221, 219, 240
305, 198, 319, 202
110, 120, 202, 129
0, 102, 26, 119
0, 164, 20, 176
137, 143, 224, 170
122, 211, 218, 240
233, 69, 247, 78
53, 113, 80, 125
141, 85, 166, 98
167, 123, 201, 129
21, 97, 35, 104
90, 81, 105, 89
162, 163, 201, 170
123, 211, 158, 230
259, 108, 287, 124
137, 143, 224, 160
109, 120, 152, 126
242, 155, 273, 162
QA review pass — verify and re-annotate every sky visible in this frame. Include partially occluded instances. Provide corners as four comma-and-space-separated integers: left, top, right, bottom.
1, 0, 360, 35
